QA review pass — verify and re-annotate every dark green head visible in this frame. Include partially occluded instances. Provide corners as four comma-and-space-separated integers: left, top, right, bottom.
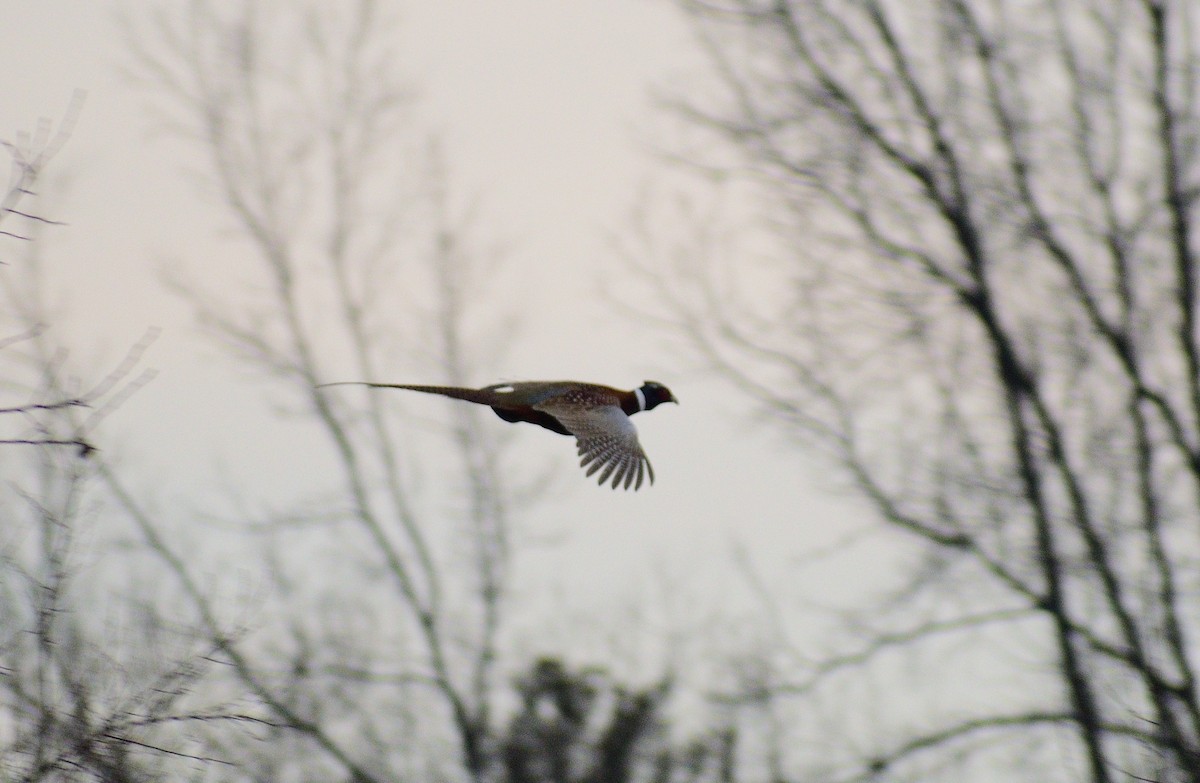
638, 381, 678, 411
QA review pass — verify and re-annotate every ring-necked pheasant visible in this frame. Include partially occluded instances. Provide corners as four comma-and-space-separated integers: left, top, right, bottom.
318, 380, 677, 490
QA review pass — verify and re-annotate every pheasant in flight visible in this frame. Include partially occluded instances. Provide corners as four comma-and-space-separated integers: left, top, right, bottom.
318, 380, 678, 490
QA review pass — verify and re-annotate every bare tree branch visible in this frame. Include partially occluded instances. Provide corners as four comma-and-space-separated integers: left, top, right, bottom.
650, 0, 1200, 779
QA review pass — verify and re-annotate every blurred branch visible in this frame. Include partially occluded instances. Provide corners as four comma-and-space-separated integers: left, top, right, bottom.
122, 2, 532, 780
0, 90, 85, 249
648, 0, 1200, 779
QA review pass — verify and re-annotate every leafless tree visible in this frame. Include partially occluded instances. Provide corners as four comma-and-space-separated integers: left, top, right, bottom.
1, 199, 263, 781
1, 94, 98, 456
643, 0, 1200, 781
1, 485, 258, 783
119, 1, 536, 779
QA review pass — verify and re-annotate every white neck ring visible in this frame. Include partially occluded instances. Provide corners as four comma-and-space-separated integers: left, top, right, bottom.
634, 387, 647, 411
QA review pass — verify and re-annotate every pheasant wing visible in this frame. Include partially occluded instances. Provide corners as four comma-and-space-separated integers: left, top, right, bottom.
534, 402, 654, 490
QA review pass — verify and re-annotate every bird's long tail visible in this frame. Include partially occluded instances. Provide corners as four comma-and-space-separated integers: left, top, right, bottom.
317, 382, 498, 406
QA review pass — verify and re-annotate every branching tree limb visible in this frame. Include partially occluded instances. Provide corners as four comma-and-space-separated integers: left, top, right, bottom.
648, 0, 1200, 780
120, 2, 533, 779
0, 91, 84, 249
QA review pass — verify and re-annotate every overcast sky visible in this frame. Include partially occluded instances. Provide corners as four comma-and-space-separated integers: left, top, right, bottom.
3, 1, 878, 675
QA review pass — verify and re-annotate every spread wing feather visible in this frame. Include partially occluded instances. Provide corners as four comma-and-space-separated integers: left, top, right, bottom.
534, 402, 654, 490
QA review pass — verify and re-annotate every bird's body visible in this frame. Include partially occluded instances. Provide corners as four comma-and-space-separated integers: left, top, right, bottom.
319, 380, 677, 490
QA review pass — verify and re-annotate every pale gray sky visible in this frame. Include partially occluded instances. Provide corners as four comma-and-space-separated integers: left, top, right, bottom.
3, 1, 877, 677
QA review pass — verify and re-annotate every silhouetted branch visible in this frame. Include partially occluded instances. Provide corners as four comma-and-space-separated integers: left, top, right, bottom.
651, 0, 1200, 780
0, 398, 87, 416
0, 90, 85, 254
